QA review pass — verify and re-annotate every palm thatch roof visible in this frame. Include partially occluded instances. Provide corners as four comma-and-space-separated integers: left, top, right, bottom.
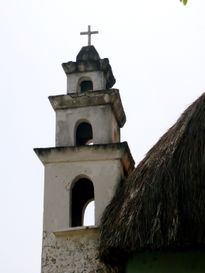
99, 93, 205, 267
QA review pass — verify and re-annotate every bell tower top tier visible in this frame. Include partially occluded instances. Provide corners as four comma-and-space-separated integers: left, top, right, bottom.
62, 45, 116, 93
49, 44, 126, 147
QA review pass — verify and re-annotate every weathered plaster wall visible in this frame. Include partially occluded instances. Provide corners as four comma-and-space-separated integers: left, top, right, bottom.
55, 105, 120, 147
42, 228, 109, 273
126, 251, 205, 273
43, 159, 122, 231
67, 71, 106, 93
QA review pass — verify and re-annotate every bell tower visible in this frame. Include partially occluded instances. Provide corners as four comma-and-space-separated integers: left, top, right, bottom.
34, 28, 134, 273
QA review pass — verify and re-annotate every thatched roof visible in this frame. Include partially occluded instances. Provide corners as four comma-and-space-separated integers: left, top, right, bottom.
99, 93, 205, 266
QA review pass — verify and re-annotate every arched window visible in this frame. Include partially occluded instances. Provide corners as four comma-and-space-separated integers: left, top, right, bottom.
71, 178, 94, 227
77, 77, 93, 93
76, 122, 93, 146
80, 80, 93, 92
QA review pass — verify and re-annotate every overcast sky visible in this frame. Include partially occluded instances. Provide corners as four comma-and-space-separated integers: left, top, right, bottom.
0, 1, 205, 272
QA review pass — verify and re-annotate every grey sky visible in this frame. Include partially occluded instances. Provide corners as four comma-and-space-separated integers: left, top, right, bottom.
0, 1, 205, 272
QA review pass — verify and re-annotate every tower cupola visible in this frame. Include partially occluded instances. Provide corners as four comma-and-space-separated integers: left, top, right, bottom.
62, 45, 116, 93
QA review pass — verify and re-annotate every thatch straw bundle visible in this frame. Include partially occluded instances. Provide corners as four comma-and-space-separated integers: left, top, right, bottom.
99, 93, 205, 266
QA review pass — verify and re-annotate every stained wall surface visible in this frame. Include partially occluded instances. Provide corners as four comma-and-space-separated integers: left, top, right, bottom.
42, 228, 109, 273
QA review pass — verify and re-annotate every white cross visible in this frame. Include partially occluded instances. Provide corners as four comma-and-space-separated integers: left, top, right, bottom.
80, 25, 99, 46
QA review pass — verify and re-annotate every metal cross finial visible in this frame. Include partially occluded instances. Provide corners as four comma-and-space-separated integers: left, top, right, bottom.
80, 25, 99, 46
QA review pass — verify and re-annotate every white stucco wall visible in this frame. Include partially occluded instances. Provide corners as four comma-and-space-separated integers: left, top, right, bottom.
55, 104, 120, 147
67, 71, 106, 93
43, 159, 122, 231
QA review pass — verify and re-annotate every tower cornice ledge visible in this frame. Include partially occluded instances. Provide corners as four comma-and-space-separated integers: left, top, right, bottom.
54, 226, 99, 237
49, 89, 126, 127
34, 142, 135, 177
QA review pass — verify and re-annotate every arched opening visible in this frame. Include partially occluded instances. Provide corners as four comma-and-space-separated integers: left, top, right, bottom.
76, 122, 93, 146
71, 178, 94, 227
80, 80, 93, 92
77, 77, 93, 93
83, 200, 95, 226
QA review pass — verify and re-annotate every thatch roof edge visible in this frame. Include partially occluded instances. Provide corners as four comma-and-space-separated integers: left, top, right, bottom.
99, 93, 205, 266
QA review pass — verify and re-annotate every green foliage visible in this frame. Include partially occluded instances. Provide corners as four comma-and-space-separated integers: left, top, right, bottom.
180, 0, 188, 5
